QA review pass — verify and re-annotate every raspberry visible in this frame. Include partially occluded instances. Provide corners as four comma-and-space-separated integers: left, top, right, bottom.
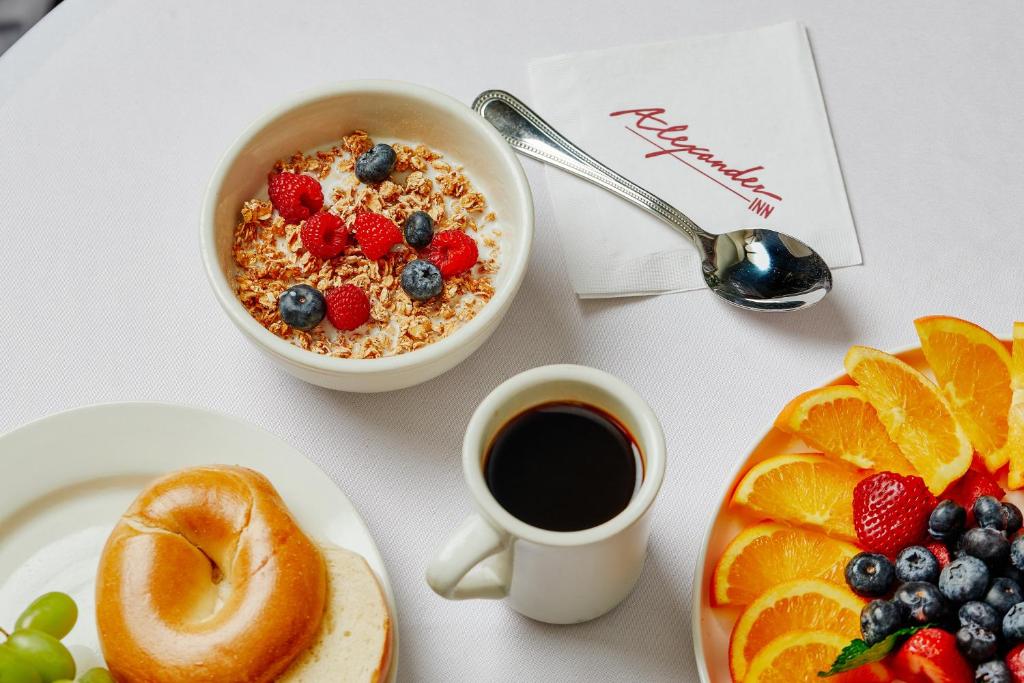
300, 212, 347, 259
421, 230, 479, 277
1007, 643, 1024, 683
354, 212, 402, 260
853, 472, 937, 558
924, 541, 951, 569
268, 172, 323, 223
324, 285, 370, 331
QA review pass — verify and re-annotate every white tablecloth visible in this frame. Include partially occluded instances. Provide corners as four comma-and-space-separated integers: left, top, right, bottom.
1, 1, 1022, 681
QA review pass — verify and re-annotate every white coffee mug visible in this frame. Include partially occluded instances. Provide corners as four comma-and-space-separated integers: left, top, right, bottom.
426, 364, 666, 624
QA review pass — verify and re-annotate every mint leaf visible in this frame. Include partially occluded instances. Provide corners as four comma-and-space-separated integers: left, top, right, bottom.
818, 625, 927, 677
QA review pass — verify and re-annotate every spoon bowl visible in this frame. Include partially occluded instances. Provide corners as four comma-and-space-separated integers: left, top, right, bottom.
473, 90, 833, 312
701, 229, 832, 311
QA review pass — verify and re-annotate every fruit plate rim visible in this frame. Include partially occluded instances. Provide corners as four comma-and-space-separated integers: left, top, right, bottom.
689, 340, 1012, 683
0, 401, 398, 682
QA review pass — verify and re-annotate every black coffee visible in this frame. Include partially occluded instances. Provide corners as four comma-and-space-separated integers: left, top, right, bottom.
484, 401, 642, 532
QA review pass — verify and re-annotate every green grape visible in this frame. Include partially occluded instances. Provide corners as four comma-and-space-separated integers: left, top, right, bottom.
76, 670, 114, 683
0, 643, 42, 683
4, 630, 74, 683
14, 594, 77, 640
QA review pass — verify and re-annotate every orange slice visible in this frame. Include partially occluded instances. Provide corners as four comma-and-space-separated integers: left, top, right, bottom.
775, 385, 916, 474
712, 522, 860, 606
915, 316, 1013, 471
729, 579, 863, 681
732, 454, 860, 540
845, 346, 972, 494
744, 630, 886, 683
1006, 323, 1024, 489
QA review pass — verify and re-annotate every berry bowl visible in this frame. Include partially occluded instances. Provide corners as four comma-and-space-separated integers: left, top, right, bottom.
200, 80, 534, 392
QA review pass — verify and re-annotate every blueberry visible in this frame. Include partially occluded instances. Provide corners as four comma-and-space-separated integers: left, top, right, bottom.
1011, 536, 1024, 572
355, 143, 396, 183
957, 623, 998, 662
986, 577, 1024, 615
896, 545, 941, 584
1006, 503, 1023, 536
895, 581, 947, 624
976, 659, 1012, 683
403, 211, 434, 249
930, 499, 967, 542
860, 599, 906, 645
845, 552, 896, 598
1003, 602, 1024, 641
974, 499, 1007, 532
961, 601, 1002, 633
962, 527, 1011, 566
278, 284, 326, 330
400, 259, 443, 301
936, 607, 963, 634
940, 556, 990, 603
1003, 565, 1024, 585
976, 496, 1009, 531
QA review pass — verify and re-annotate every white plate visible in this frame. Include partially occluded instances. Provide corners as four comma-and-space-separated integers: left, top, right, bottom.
0, 402, 398, 681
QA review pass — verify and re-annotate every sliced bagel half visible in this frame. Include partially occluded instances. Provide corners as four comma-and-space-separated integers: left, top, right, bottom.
280, 545, 392, 682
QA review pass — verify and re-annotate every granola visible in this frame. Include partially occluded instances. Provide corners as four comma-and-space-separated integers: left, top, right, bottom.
232, 132, 501, 359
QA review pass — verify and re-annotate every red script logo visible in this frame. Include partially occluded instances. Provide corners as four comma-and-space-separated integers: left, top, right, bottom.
609, 107, 781, 218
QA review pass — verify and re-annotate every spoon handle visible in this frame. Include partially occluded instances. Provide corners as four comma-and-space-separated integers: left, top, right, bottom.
472, 90, 708, 245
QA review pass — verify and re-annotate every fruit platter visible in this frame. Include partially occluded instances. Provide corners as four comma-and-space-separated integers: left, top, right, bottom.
695, 317, 1024, 682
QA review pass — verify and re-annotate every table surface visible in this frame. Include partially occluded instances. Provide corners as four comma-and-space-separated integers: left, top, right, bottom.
1, 1, 1022, 680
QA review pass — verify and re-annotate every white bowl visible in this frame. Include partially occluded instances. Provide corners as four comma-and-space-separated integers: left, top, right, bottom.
200, 80, 534, 392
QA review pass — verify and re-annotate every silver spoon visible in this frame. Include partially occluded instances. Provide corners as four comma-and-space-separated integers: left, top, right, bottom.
473, 90, 833, 312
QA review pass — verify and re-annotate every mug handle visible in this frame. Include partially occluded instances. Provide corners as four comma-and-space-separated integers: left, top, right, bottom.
426, 514, 512, 600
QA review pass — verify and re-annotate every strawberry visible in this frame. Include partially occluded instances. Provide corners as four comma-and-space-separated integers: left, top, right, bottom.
853, 472, 936, 557
354, 212, 402, 260
924, 541, 951, 569
324, 285, 370, 331
1007, 643, 1024, 683
300, 212, 347, 259
892, 628, 972, 683
835, 662, 891, 683
947, 469, 1005, 525
268, 172, 323, 223
421, 230, 479, 277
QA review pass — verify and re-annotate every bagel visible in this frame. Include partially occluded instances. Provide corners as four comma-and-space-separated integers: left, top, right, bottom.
96, 466, 327, 683
280, 545, 392, 682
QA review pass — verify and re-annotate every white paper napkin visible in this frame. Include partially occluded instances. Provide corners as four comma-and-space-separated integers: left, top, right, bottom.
528, 22, 861, 298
